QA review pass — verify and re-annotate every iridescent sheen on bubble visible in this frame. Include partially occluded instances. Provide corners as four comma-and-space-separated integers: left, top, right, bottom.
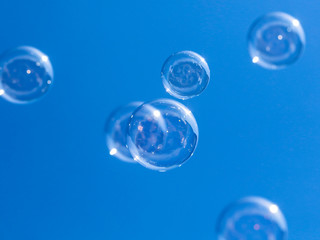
216, 197, 288, 240
127, 99, 198, 171
0, 46, 53, 103
105, 102, 143, 163
161, 51, 210, 99
248, 12, 305, 69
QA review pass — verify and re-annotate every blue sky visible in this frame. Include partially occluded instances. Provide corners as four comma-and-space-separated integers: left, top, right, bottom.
0, 0, 320, 239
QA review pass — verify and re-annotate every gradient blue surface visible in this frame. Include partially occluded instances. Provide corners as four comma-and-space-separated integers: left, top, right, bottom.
0, 0, 320, 239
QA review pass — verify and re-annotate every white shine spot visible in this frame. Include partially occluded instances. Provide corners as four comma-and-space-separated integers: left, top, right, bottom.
41, 55, 49, 62
292, 19, 300, 27
0, 89, 4, 96
269, 204, 279, 213
109, 148, 117, 156
252, 56, 259, 63
153, 110, 161, 118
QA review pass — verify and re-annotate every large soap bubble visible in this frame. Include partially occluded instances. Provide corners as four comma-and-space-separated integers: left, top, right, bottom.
0, 46, 53, 103
248, 12, 305, 69
127, 99, 198, 171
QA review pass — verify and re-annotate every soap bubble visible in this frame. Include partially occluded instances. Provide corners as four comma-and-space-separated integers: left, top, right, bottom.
105, 102, 143, 163
0, 46, 53, 103
161, 51, 210, 100
216, 197, 288, 240
248, 12, 305, 69
127, 99, 198, 171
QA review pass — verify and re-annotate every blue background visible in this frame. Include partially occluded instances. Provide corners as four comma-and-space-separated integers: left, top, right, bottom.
0, 0, 319, 239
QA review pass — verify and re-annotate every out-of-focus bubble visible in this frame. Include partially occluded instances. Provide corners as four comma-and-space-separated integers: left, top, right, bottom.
161, 51, 210, 99
248, 12, 305, 69
0, 46, 53, 103
127, 99, 198, 171
216, 197, 288, 240
105, 102, 143, 163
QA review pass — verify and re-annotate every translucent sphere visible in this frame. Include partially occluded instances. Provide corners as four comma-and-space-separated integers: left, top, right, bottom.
0, 46, 53, 103
161, 51, 210, 100
127, 99, 198, 171
105, 102, 143, 163
216, 197, 288, 240
248, 12, 305, 69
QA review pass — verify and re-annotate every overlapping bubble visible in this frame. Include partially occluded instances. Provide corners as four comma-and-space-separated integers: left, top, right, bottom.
105, 102, 143, 163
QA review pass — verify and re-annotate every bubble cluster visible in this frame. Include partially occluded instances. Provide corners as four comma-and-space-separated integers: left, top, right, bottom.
0, 46, 53, 103
0, 8, 310, 240
105, 102, 143, 163
248, 12, 305, 69
216, 197, 288, 240
161, 51, 210, 99
127, 99, 198, 171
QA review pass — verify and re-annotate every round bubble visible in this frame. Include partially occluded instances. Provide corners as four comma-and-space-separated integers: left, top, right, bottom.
248, 12, 305, 69
0, 46, 53, 103
127, 99, 198, 171
161, 51, 210, 100
105, 102, 143, 163
216, 197, 288, 240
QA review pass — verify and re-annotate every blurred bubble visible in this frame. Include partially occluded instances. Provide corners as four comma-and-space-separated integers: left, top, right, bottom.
0, 46, 54, 103
105, 102, 143, 163
161, 51, 210, 99
127, 99, 198, 171
248, 12, 305, 69
216, 197, 288, 240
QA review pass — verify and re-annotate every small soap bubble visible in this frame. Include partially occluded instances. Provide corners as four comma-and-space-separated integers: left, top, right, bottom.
127, 99, 198, 171
248, 12, 305, 69
105, 102, 143, 163
161, 51, 210, 100
216, 197, 288, 240
0, 46, 53, 103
